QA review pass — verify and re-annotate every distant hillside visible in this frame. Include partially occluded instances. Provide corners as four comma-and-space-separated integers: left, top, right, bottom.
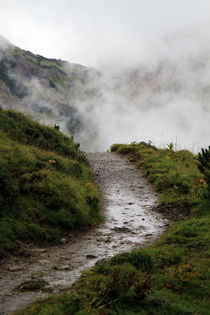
0, 35, 100, 149
0, 109, 102, 258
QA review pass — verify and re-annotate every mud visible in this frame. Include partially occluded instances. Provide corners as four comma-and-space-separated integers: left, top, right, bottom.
0, 153, 168, 314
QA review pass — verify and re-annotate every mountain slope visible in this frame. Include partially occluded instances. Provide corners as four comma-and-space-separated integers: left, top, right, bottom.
0, 36, 99, 147
0, 109, 102, 258
0, 34, 210, 152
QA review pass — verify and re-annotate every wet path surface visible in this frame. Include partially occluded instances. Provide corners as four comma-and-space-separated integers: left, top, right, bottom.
0, 153, 168, 314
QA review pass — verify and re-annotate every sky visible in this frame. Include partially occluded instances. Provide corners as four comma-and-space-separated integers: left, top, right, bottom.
0, 0, 209, 152
0, 0, 209, 67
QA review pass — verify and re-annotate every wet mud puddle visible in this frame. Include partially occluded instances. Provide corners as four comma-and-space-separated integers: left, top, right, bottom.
0, 153, 168, 314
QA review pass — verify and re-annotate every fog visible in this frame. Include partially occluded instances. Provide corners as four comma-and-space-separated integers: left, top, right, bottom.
0, 0, 209, 67
0, 35, 11, 58
0, 1, 209, 152
72, 31, 210, 153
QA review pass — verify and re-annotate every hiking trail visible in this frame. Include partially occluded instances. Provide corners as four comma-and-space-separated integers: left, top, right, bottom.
0, 153, 169, 314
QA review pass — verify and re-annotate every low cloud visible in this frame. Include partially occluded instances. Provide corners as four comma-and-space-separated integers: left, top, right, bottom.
72, 31, 210, 153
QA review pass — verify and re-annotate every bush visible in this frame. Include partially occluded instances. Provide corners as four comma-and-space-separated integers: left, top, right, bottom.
197, 146, 210, 212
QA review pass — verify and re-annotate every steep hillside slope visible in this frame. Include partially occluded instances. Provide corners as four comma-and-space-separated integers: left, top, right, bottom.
0, 35, 100, 148
0, 109, 102, 258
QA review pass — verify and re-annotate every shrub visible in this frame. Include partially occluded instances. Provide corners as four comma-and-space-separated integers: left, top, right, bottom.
198, 147, 210, 206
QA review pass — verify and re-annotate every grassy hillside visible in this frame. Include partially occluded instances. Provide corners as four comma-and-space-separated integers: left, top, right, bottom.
0, 109, 102, 258
15, 143, 210, 314
111, 143, 205, 215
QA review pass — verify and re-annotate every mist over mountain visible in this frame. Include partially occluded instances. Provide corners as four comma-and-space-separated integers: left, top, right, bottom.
0, 33, 209, 152
0, 35, 100, 148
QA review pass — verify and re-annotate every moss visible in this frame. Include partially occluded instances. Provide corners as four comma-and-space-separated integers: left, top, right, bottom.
16, 280, 49, 292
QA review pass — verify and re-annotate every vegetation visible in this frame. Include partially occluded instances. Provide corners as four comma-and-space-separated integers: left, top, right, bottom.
111, 142, 205, 215
0, 109, 85, 162
197, 146, 210, 214
0, 60, 27, 98
0, 109, 102, 258
0, 43, 98, 150
14, 142, 210, 314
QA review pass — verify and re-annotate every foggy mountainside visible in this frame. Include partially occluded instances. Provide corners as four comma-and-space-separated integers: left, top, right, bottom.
0, 27, 210, 315
0, 35, 100, 149
0, 33, 210, 152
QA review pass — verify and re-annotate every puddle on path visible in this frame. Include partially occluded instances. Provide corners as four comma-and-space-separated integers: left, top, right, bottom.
0, 152, 168, 314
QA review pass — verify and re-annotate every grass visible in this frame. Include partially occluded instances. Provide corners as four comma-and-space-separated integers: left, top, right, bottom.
13, 142, 210, 315
0, 109, 102, 258
111, 142, 205, 216
0, 109, 85, 162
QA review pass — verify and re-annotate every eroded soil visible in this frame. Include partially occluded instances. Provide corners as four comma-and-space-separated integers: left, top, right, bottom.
0, 153, 169, 314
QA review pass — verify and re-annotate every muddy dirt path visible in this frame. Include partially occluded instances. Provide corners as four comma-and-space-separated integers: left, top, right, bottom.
0, 153, 169, 314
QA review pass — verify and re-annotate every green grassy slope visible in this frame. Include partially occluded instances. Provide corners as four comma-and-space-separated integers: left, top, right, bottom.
15, 143, 210, 315
0, 109, 102, 258
111, 143, 203, 214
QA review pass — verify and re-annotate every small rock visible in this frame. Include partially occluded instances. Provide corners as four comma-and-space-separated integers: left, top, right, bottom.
16, 279, 49, 292
53, 265, 71, 271
42, 286, 53, 293
142, 218, 145, 220
32, 248, 47, 254
8, 264, 25, 272
86, 254, 98, 259
31, 272, 46, 279
111, 226, 130, 233
40, 253, 48, 258
38, 259, 50, 264
97, 238, 105, 242
61, 237, 67, 244
60, 254, 72, 259
128, 202, 134, 205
